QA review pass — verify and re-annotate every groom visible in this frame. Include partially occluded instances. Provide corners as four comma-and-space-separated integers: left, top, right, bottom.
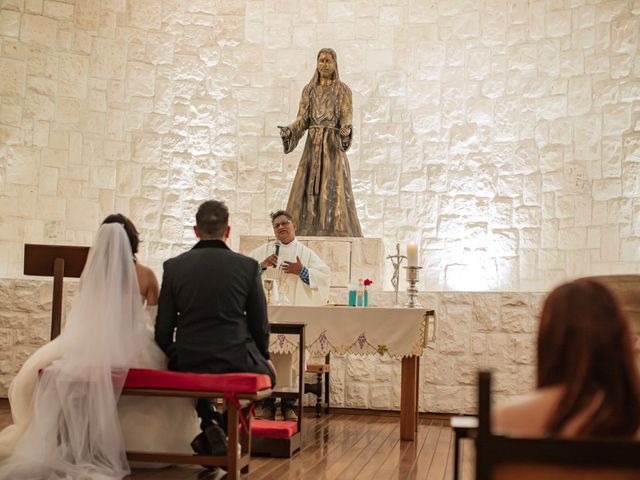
155, 199, 275, 455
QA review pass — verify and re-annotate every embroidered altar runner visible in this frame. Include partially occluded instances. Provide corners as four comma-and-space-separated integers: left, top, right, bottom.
267, 305, 428, 357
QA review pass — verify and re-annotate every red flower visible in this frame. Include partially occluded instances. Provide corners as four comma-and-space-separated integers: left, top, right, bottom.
363, 278, 373, 286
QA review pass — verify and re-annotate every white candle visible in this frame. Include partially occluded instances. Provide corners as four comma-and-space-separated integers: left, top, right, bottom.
407, 242, 419, 267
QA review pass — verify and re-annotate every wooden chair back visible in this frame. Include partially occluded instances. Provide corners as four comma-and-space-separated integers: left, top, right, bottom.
475, 371, 640, 480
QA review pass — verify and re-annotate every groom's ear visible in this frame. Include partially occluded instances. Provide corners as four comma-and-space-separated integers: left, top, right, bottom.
224, 225, 231, 240
193, 225, 199, 239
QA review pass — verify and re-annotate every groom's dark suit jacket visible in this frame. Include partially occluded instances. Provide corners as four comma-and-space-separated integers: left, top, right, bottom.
155, 239, 274, 385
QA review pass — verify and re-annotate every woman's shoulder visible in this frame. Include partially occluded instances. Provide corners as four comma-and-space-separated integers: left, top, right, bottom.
135, 262, 159, 305
494, 385, 564, 437
135, 262, 156, 280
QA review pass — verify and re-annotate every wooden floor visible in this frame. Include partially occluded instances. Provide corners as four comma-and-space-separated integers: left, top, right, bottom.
0, 400, 474, 479
126, 413, 475, 480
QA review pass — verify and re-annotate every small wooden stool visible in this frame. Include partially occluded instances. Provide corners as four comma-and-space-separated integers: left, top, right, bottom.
251, 419, 300, 458
305, 354, 330, 416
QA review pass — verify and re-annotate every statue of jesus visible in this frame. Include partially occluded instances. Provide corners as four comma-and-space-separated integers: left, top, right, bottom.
278, 48, 362, 237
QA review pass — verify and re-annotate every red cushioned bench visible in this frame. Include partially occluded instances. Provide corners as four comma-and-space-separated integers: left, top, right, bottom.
122, 368, 272, 480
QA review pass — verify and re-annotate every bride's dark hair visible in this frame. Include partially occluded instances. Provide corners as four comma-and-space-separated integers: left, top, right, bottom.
101, 213, 140, 256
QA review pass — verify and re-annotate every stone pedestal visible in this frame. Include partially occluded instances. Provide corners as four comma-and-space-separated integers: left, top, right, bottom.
238, 235, 385, 304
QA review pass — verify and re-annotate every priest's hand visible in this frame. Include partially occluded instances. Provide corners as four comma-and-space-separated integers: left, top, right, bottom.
282, 256, 303, 275
339, 125, 351, 136
261, 254, 278, 269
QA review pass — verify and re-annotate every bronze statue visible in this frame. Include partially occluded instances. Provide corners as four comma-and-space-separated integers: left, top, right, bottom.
278, 48, 362, 237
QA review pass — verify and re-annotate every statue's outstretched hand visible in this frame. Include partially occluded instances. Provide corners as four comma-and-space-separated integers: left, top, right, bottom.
339, 125, 351, 136
277, 125, 291, 138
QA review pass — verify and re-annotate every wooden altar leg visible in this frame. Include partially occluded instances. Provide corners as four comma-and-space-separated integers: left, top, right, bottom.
400, 355, 419, 441
415, 356, 420, 433
51, 258, 65, 340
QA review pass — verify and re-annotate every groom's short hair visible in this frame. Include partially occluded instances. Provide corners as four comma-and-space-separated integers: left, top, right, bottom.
196, 200, 229, 238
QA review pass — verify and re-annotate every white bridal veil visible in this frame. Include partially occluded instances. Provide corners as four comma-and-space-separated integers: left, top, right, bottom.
0, 223, 145, 480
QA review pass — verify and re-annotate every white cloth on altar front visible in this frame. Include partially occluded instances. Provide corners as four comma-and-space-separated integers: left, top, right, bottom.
249, 239, 330, 388
268, 306, 429, 358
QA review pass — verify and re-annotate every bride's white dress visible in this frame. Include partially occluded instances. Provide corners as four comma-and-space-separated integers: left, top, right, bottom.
118, 305, 199, 457
0, 224, 199, 479
0, 312, 198, 458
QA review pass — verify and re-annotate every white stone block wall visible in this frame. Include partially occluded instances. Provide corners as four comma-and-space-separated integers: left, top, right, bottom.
0, 277, 540, 413
0, 278, 77, 394
0, 1, 638, 292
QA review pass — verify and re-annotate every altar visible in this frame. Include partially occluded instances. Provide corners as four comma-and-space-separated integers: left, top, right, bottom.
267, 305, 433, 441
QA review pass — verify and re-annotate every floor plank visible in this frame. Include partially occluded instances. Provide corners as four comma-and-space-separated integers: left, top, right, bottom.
405, 420, 444, 479
313, 415, 391, 480
424, 424, 453, 480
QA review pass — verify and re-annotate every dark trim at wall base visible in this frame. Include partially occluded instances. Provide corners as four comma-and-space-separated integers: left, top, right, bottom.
303, 405, 454, 420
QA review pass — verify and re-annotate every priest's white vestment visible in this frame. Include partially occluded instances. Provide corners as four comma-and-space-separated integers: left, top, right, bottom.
249, 239, 330, 387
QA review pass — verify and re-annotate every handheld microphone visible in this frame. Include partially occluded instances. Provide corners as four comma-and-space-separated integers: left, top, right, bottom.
274, 241, 281, 257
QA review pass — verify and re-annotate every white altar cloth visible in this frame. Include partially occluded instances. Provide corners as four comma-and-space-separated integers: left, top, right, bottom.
267, 305, 428, 358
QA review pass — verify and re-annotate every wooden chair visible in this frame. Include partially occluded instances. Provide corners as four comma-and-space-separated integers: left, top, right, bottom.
476, 371, 640, 480
251, 322, 305, 458
304, 353, 330, 416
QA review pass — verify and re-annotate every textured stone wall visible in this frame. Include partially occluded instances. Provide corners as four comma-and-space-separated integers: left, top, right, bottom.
0, 278, 76, 394
0, 277, 540, 413
1, 1, 639, 410
1, 1, 639, 292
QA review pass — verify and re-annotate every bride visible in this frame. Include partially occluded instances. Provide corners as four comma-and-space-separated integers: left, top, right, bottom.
0, 216, 199, 479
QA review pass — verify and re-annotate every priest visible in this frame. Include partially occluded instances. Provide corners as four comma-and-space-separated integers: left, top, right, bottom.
250, 210, 330, 306
249, 210, 330, 420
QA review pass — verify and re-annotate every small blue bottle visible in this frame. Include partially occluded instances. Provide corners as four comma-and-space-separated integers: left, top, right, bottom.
348, 287, 357, 307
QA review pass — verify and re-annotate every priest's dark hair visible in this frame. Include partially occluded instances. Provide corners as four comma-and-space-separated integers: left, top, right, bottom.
270, 210, 294, 222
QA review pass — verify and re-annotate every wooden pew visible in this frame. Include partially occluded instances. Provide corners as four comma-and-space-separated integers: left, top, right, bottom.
122, 368, 272, 480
